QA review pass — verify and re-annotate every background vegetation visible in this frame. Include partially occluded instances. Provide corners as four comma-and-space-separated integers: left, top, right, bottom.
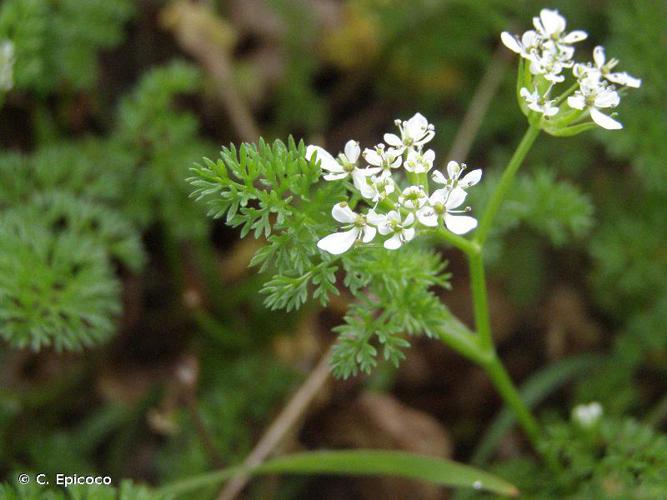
0, 0, 665, 498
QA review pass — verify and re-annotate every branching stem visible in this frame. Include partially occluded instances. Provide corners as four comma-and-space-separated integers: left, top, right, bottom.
436, 125, 543, 452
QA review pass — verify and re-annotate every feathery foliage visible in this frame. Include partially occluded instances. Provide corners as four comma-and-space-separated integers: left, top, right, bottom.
482, 416, 667, 499
0, 0, 133, 93
0, 212, 120, 351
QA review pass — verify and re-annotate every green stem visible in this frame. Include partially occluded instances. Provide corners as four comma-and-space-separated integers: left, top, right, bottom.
553, 81, 579, 106
469, 251, 492, 351
432, 123, 544, 452
474, 125, 540, 246
431, 316, 492, 366
482, 354, 541, 449
431, 228, 479, 256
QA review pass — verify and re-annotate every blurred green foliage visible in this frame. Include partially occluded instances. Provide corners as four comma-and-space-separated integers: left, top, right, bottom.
485, 416, 667, 498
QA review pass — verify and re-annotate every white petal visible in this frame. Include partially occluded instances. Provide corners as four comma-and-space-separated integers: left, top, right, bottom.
544, 72, 565, 83
567, 94, 585, 110
607, 71, 641, 88
500, 32, 522, 54
362, 225, 376, 243
423, 149, 435, 165
562, 30, 587, 44
386, 210, 401, 223
403, 227, 416, 242
544, 105, 560, 117
378, 223, 393, 235
416, 207, 438, 227
432, 170, 447, 185
363, 148, 383, 166
590, 107, 623, 130
593, 46, 605, 68
445, 187, 467, 209
317, 228, 359, 255
560, 44, 576, 61
460, 169, 482, 187
445, 214, 477, 235
594, 90, 620, 109
540, 9, 565, 36
405, 113, 428, 137
383, 234, 403, 250
404, 212, 415, 226
355, 176, 376, 199
366, 210, 385, 227
323, 172, 349, 181
384, 133, 403, 147
306, 145, 342, 173
332, 202, 357, 223
430, 189, 448, 204
344, 140, 360, 163
522, 30, 539, 50
352, 167, 381, 185
417, 130, 435, 145
447, 160, 461, 179
527, 101, 543, 113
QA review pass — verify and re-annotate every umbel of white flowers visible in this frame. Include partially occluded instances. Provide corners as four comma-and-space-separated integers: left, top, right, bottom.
306, 113, 482, 255
501, 8, 640, 131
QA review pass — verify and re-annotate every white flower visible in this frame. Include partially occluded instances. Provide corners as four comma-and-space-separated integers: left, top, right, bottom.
372, 210, 416, 250
500, 30, 541, 58
383, 113, 435, 154
568, 81, 622, 130
363, 144, 402, 170
432, 161, 482, 201
531, 9, 587, 47
501, 10, 586, 83
526, 48, 569, 83
520, 87, 559, 117
317, 202, 377, 255
572, 402, 603, 429
398, 185, 427, 209
593, 46, 641, 88
306, 140, 380, 182
416, 188, 478, 235
404, 148, 435, 174
0, 40, 15, 92
355, 169, 396, 203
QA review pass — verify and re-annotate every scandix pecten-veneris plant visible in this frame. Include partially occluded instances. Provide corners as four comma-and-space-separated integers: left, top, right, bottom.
181, 7, 642, 497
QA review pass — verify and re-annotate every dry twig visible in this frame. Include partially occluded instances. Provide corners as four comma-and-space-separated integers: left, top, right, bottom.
217, 346, 333, 500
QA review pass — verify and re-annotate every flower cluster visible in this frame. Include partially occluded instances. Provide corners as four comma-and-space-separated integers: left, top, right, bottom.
0, 39, 15, 92
501, 9, 640, 132
572, 401, 603, 429
307, 113, 482, 255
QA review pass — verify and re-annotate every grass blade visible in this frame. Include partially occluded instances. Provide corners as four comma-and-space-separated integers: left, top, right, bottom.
159, 449, 519, 498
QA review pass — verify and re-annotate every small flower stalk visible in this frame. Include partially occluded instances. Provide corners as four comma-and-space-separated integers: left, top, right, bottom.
307, 113, 483, 254
501, 9, 640, 135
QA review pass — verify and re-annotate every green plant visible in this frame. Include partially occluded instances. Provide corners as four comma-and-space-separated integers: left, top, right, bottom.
183, 6, 644, 495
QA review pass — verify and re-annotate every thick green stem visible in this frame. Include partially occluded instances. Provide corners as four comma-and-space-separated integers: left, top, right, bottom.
475, 125, 540, 246
482, 354, 541, 448
431, 316, 492, 366
468, 251, 492, 351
